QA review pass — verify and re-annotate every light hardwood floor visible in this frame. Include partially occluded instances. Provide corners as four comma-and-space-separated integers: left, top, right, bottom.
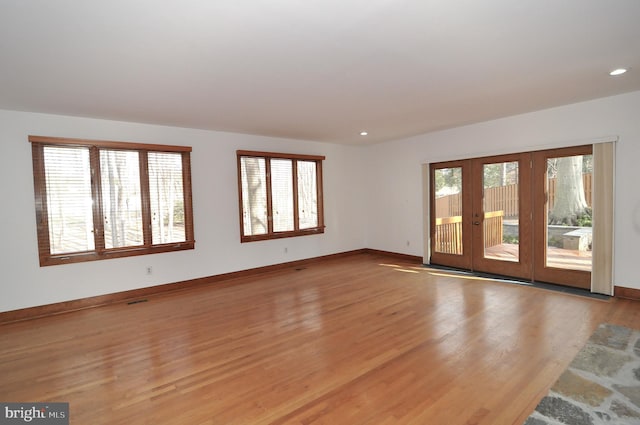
1, 252, 639, 424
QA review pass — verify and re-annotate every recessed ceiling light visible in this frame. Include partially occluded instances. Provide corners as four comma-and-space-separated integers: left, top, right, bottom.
609, 68, 627, 76
360, 131, 368, 136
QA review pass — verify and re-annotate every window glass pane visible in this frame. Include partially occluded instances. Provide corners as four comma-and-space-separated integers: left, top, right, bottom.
483, 161, 518, 262
100, 150, 143, 249
44, 146, 95, 254
271, 159, 294, 232
433, 167, 463, 254
148, 152, 186, 244
297, 161, 318, 229
240, 157, 268, 236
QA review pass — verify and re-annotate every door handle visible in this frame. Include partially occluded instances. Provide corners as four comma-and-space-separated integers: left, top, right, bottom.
473, 221, 481, 225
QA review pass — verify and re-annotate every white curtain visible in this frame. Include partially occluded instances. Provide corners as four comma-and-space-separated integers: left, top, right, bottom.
591, 141, 615, 295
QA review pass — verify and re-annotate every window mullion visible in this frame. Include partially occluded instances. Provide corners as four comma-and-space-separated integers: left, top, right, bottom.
31, 143, 52, 262
90, 146, 106, 253
237, 154, 247, 238
316, 160, 324, 229
181, 152, 195, 242
292, 160, 299, 231
266, 158, 273, 235
139, 151, 153, 247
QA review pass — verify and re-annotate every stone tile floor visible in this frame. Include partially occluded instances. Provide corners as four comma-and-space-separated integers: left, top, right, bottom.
525, 323, 640, 425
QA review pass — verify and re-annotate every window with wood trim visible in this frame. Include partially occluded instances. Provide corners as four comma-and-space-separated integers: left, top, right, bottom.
30, 135, 195, 266
237, 150, 325, 242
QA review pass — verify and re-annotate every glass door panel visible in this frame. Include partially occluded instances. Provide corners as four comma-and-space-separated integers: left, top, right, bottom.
482, 161, 519, 262
434, 167, 463, 255
545, 154, 593, 272
430, 160, 472, 270
471, 153, 532, 280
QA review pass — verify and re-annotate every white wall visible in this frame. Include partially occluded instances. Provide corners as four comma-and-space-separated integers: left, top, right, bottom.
365, 90, 640, 290
0, 110, 368, 312
3, 90, 639, 313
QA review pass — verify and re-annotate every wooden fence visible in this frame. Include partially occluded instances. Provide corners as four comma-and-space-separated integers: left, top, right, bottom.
483, 185, 518, 219
435, 193, 463, 218
435, 173, 592, 219
434, 211, 504, 255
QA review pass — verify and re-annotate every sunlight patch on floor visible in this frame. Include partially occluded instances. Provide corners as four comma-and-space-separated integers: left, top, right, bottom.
378, 263, 424, 274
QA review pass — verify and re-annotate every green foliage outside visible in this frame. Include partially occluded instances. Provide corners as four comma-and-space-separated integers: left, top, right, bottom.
434, 168, 461, 193
575, 208, 592, 227
165, 200, 185, 224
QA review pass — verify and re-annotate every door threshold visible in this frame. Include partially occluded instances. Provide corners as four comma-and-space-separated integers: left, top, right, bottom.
424, 264, 609, 300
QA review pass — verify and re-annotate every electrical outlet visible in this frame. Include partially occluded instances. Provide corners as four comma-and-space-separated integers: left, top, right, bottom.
146, 266, 152, 275
406, 240, 410, 246
284, 247, 288, 254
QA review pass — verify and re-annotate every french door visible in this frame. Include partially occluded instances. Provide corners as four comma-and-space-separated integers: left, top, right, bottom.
531, 146, 593, 288
430, 146, 592, 289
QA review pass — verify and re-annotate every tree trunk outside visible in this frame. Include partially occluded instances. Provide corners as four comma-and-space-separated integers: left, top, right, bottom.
548, 156, 588, 225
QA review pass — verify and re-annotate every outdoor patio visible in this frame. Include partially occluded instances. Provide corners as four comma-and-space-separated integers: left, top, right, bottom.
484, 243, 592, 272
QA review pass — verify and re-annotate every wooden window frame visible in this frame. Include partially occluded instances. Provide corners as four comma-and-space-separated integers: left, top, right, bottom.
237, 150, 325, 243
30, 135, 195, 266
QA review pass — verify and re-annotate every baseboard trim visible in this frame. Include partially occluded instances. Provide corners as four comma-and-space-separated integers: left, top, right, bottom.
1, 249, 387, 324
614, 286, 640, 301
363, 249, 423, 264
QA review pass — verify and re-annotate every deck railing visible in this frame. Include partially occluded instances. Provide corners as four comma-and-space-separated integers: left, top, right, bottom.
434, 216, 463, 254
434, 211, 504, 255
483, 211, 503, 248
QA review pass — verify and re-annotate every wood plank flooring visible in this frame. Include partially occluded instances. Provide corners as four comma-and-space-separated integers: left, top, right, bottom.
1, 252, 639, 424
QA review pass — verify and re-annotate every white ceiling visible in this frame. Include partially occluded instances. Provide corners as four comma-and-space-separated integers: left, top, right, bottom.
1, 1, 639, 145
